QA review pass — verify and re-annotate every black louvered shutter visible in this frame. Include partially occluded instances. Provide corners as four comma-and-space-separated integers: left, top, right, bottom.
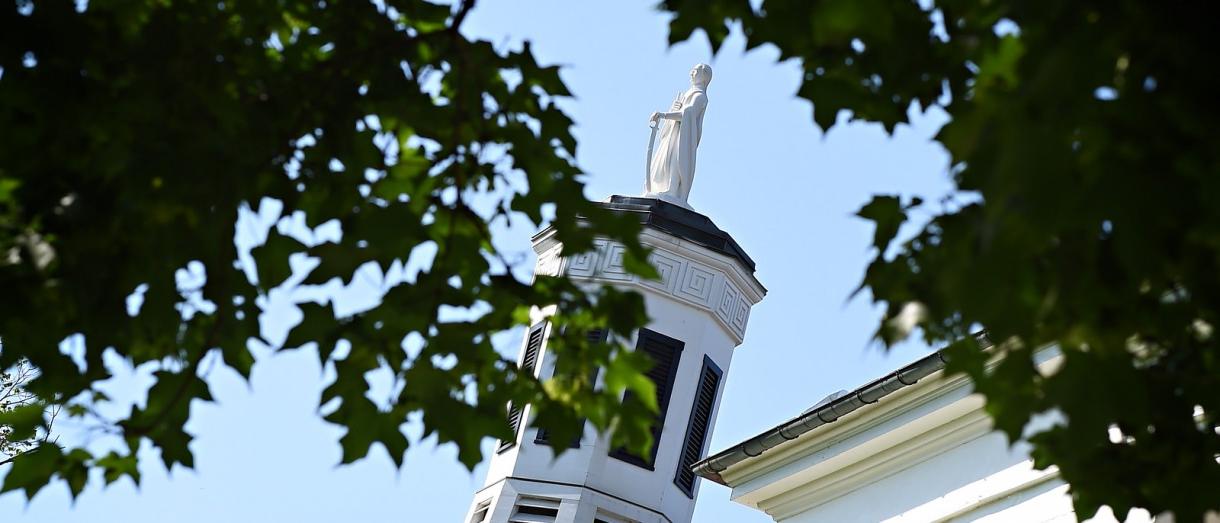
610, 329, 683, 468
674, 356, 722, 496
498, 322, 547, 452
536, 328, 606, 448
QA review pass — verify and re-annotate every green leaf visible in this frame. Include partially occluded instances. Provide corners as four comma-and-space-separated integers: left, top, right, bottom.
0, 178, 19, 202
0, 403, 44, 442
855, 195, 905, 253
625, 249, 660, 281
282, 301, 339, 353
95, 451, 141, 486
251, 231, 306, 291
62, 449, 92, 498
662, 0, 754, 54
975, 35, 1025, 97
0, 445, 62, 499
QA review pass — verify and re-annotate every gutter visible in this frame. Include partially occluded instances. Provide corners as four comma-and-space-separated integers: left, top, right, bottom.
691, 333, 991, 485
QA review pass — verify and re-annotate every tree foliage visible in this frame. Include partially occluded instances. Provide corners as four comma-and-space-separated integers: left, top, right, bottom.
1, 359, 50, 460
0, 0, 659, 499
660, 0, 1220, 519
0, 354, 68, 497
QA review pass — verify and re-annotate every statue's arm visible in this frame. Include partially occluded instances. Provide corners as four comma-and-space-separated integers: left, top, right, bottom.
658, 92, 707, 120
657, 92, 707, 121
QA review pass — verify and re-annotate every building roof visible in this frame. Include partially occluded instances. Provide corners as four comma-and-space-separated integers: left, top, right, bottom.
692, 333, 992, 485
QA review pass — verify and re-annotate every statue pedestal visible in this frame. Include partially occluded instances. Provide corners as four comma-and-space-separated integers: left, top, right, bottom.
638, 192, 695, 211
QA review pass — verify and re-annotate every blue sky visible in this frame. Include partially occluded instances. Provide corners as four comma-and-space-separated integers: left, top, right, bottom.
0, 2, 956, 521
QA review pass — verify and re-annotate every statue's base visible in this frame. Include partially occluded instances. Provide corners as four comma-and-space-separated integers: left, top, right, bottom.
593, 195, 755, 272
639, 192, 694, 211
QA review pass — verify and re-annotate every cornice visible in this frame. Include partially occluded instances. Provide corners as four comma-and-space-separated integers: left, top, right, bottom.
532, 227, 765, 345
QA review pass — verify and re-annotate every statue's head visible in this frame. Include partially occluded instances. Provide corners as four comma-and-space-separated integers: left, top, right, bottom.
690, 63, 713, 88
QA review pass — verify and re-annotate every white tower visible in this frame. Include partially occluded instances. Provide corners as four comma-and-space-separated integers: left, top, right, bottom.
465, 196, 765, 523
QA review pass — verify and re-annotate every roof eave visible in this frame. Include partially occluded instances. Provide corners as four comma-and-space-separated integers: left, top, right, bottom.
692, 332, 992, 486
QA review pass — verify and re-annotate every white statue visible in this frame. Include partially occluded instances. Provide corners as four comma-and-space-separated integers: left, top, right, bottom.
644, 63, 712, 209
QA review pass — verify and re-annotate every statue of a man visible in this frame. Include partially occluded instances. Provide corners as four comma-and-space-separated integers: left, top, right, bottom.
644, 63, 712, 209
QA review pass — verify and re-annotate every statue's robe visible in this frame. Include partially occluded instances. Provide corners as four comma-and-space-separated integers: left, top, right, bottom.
645, 86, 707, 208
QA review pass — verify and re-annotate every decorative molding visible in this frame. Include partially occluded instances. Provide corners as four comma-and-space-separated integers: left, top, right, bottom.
642, 250, 683, 294
533, 230, 764, 345
569, 249, 597, 274
598, 243, 632, 281
535, 244, 564, 278
678, 262, 716, 303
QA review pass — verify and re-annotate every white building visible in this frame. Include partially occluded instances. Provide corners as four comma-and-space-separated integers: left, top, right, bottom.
466, 196, 765, 523
690, 341, 1191, 523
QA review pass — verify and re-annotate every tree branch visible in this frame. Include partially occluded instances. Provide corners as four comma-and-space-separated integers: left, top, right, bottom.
126, 309, 225, 436
450, 0, 477, 33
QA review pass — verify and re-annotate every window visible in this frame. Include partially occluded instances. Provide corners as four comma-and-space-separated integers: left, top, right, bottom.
509, 496, 560, 523
674, 356, 722, 496
499, 322, 547, 453
469, 499, 491, 523
536, 328, 605, 448
610, 329, 684, 469
594, 508, 636, 523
